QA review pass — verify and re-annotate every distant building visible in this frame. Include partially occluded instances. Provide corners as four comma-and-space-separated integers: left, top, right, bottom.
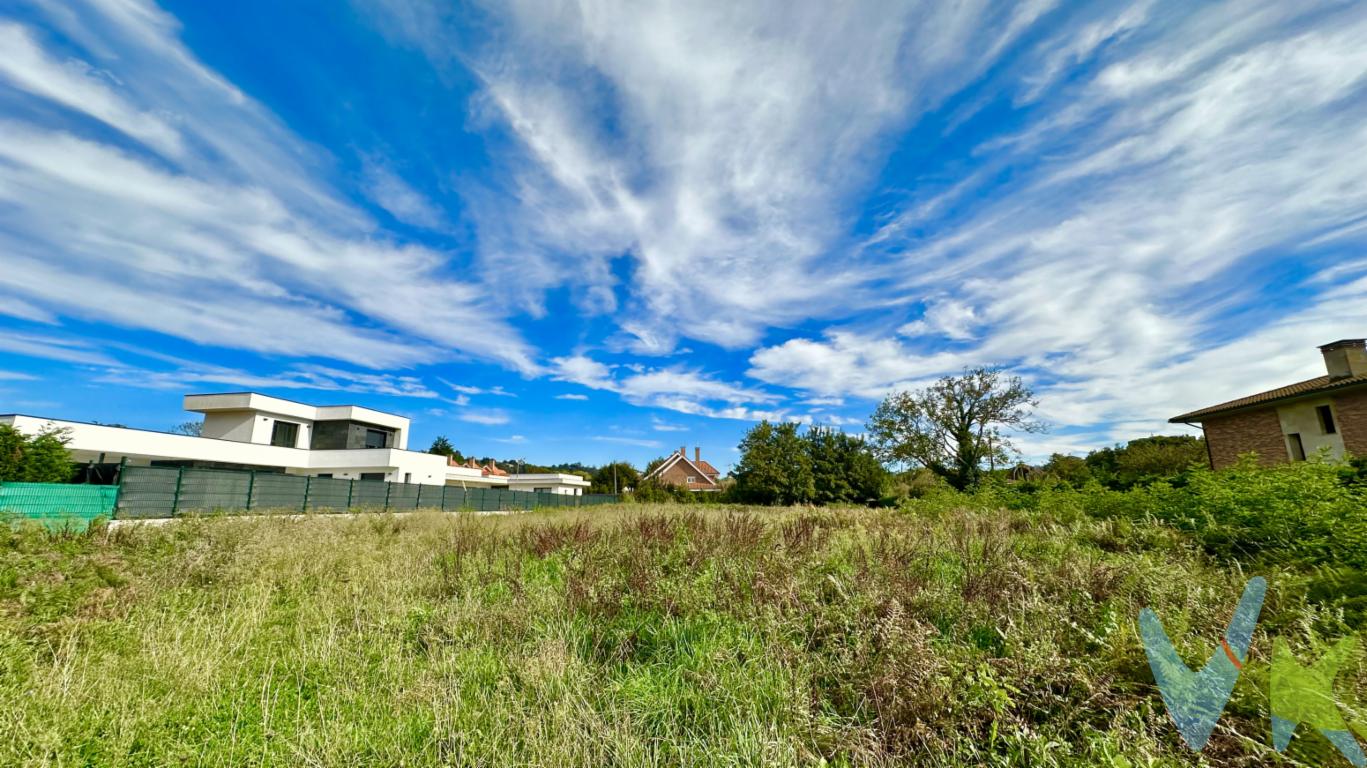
1170, 339, 1367, 468
0, 391, 589, 494
641, 446, 723, 492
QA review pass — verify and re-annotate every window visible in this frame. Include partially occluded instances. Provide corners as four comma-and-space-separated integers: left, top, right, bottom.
1318, 405, 1337, 434
686, 476, 696, 484
360, 472, 386, 481
534, 487, 551, 493
1287, 433, 1306, 461
403, 472, 411, 484
364, 428, 389, 449
317, 473, 333, 479
270, 420, 300, 447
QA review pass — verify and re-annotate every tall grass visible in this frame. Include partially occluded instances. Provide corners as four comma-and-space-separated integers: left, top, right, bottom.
0, 502, 1359, 766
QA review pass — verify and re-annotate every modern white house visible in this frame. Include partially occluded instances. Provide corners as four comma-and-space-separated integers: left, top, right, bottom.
0, 392, 589, 495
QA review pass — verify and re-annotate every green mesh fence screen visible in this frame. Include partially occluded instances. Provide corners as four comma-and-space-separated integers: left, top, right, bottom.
442, 487, 468, 509
250, 473, 308, 511
115, 466, 180, 519
387, 483, 421, 510
305, 477, 352, 511
350, 480, 389, 508
110, 465, 618, 519
0, 483, 118, 530
177, 469, 252, 513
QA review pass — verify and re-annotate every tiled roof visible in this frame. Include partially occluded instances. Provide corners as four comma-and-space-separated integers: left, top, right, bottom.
1170, 373, 1367, 422
695, 459, 720, 475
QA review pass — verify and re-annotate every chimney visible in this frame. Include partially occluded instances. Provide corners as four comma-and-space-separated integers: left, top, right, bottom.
694, 447, 701, 463
679, 445, 686, 457
1320, 339, 1367, 380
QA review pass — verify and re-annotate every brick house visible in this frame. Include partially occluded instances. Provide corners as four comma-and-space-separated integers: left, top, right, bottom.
641, 446, 723, 492
1170, 339, 1367, 468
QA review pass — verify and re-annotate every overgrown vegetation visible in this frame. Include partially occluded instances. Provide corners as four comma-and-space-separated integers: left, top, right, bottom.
0, 423, 74, 483
1041, 435, 1209, 490
731, 422, 888, 506
4, 471, 1367, 765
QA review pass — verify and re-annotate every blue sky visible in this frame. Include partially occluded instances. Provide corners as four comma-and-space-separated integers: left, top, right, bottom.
2, 0, 1366, 469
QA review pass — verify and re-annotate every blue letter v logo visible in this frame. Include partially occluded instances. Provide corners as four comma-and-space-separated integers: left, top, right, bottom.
1139, 577, 1266, 751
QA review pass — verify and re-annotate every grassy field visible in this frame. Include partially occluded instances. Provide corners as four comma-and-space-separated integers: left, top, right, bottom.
1, 500, 1363, 766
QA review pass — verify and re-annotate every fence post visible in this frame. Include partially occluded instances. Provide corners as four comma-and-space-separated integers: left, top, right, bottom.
171, 467, 184, 518
246, 470, 256, 511
110, 457, 128, 520
301, 475, 311, 513
346, 479, 354, 510
415, 482, 423, 509
383, 480, 392, 512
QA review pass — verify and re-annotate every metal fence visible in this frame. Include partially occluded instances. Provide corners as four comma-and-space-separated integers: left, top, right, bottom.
115, 465, 619, 519
0, 483, 118, 530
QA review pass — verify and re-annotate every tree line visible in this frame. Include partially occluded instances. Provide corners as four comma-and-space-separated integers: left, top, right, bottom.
425, 366, 1208, 505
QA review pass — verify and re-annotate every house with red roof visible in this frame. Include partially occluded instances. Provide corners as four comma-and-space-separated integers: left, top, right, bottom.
641, 446, 723, 492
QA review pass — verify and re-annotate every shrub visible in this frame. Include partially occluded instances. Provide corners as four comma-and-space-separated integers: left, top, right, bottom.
0, 425, 74, 483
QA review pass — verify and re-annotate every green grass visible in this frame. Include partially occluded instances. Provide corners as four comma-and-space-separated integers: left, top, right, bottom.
0, 503, 1362, 766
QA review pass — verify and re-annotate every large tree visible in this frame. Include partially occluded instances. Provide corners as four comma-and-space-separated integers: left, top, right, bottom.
732, 421, 815, 505
590, 461, 640, 494
427, 436, 464, 463
866, 367, 1042, 491
805, 426, 887, 505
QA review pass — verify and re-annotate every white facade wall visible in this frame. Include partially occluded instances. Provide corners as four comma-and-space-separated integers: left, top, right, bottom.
184, 393, 409, 450
200, 412, 256, 442
1276, 398, 1345, 460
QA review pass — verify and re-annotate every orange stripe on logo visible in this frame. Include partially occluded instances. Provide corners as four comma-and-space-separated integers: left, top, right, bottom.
1221, 638, 1243, 670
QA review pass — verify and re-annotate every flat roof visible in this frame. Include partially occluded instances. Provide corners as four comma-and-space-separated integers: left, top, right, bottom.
183, 392, 408, 426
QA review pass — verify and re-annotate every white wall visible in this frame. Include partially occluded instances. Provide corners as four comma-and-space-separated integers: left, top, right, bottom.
200, 411, 256, 442
185, 393, 408, 449
507, 474, 590, 495
244, 411, 312, 448
1276, 399, 1345, 460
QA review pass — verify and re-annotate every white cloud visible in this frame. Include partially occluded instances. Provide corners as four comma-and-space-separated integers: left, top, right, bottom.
752, 1, 1367, 452
898, 298, 982, 341
551, 354, 791, 421
493, 434, 526, 444
0, 22, 183, 156
364, 0, 1057, 352
650, 416, 687, 432
459, 409, 511, 425
0, 371, 39, 382
92, 361, 440, 398
749, 332, 970, 400
799, 396, 845, 407
361, 159, 447, 230
0, 4, 539, 374
0, 332, 122, 366
438, 378, 516, 397
554, 393, 589, 401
